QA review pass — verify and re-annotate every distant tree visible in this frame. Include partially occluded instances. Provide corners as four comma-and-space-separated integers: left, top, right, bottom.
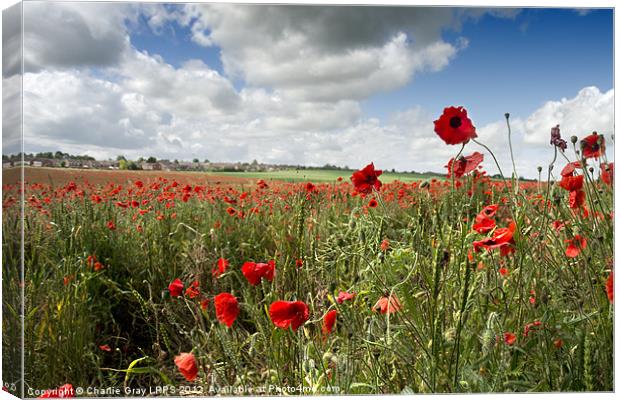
203, 159, 210, 163
193, 158, 200, 163
147, 156, 157, 163
174, 159, 179, 164
116, 155, 127, 161
391, 168, 396, 173
60, 161, 66, 168
127, 161, 140, 170
137, 157, 144, 163
119, 159, 128, 170
54, 151, 65, 159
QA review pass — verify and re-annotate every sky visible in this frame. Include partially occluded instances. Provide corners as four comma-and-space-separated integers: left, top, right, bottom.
2, 2, 614, 177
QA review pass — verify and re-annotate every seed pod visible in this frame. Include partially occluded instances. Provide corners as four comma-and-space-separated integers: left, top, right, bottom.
571, 135, 578, 144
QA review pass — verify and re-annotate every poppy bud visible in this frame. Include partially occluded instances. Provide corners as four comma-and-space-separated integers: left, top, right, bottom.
537, 166, 542, 172
504, 113, 510, 120
571, 136, 578, 144
589, 167, 594, 173
549, 165, 554, 171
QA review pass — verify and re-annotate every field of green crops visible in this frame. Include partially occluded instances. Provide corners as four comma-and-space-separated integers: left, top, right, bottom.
206, 169, 436, 183
1, 114, 614, 397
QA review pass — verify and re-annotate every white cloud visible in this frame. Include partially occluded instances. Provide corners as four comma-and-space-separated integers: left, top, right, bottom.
174, 4, 470, 102
15, 4, 612, 180
469, 87, 614, 178
523, 86, 614, 144
22, 2, 136, 73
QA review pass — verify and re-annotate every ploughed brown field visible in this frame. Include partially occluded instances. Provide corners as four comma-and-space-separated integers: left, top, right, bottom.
3, 166, 253, 186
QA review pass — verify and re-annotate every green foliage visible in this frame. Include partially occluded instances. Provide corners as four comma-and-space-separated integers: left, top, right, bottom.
2, 164, 614, 395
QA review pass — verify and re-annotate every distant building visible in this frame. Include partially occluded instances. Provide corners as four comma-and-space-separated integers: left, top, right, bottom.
141, 162, 162, 171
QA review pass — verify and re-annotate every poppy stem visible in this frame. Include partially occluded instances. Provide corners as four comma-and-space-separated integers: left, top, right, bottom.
505, 113, 519, 194
471, 138, 516, 207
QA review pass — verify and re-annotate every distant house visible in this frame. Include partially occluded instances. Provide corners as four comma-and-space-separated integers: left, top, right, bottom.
2, 162, 12, 169
98, 160, 119, 170
31, 159, 54, 167
141, 162, 162, 171
63, 159, 82, 168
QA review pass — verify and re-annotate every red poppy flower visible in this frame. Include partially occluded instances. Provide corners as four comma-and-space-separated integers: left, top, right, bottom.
295, 258, 304, 268
503, 332, 517, 346
174, 352, 198, 382
560, 161, 582, 177
322, 310, 337, 335
606, 272, 613, 303
368, 198, 378, 208
306, 182, 317, 192
480, 204, 499, 218
226, 207, 236, 216
336, 291, 356, 304
552, 220, 566, 232
559, 175, 583, 191
185, 280, 200, 299
214, 292, 239, 327
445, 152, 483, 178
434, 106, 477, 145
568, 190, 586, 209
63, 275, 73, 286
99, 344, 112, 352
39, 384, 74, 398
580, 132, 605, 159
601, 162, 614, 186
473, 221, 517, 256
473, 216, 496, 234
380, 239, 390, 251
269, 300, 309, 331
350, 163, 383, 194
241, 260, 275, 286
200, 298, 210, 310
373, 295, 401, 314
523, 320, 543, 337
212, 257, 229, 277
565, 235, 587, 258
554, 338, 564, 349
107, 221, 116, 230
168, 278, 184, 297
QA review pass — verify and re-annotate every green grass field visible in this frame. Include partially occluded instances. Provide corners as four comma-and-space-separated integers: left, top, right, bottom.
207, 169, 439, 183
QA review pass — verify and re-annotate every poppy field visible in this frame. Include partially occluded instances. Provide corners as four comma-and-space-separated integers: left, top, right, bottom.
2, 107, 614, 396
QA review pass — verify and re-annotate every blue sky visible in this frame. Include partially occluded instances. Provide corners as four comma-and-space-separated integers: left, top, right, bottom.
129, 7, 613, 126
365, 8, 614, 124
14, 3, 615, 176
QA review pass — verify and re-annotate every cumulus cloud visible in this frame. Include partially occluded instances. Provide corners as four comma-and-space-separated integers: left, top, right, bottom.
14, 4, 612, 180
470, 87, 614, 178
2, 3, 22, 78
175, 4, 472, 102
22, 1, 134, 73
523, 86, 614, 144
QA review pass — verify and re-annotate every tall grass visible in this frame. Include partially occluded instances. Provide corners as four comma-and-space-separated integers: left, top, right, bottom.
1, 143, 614, 395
